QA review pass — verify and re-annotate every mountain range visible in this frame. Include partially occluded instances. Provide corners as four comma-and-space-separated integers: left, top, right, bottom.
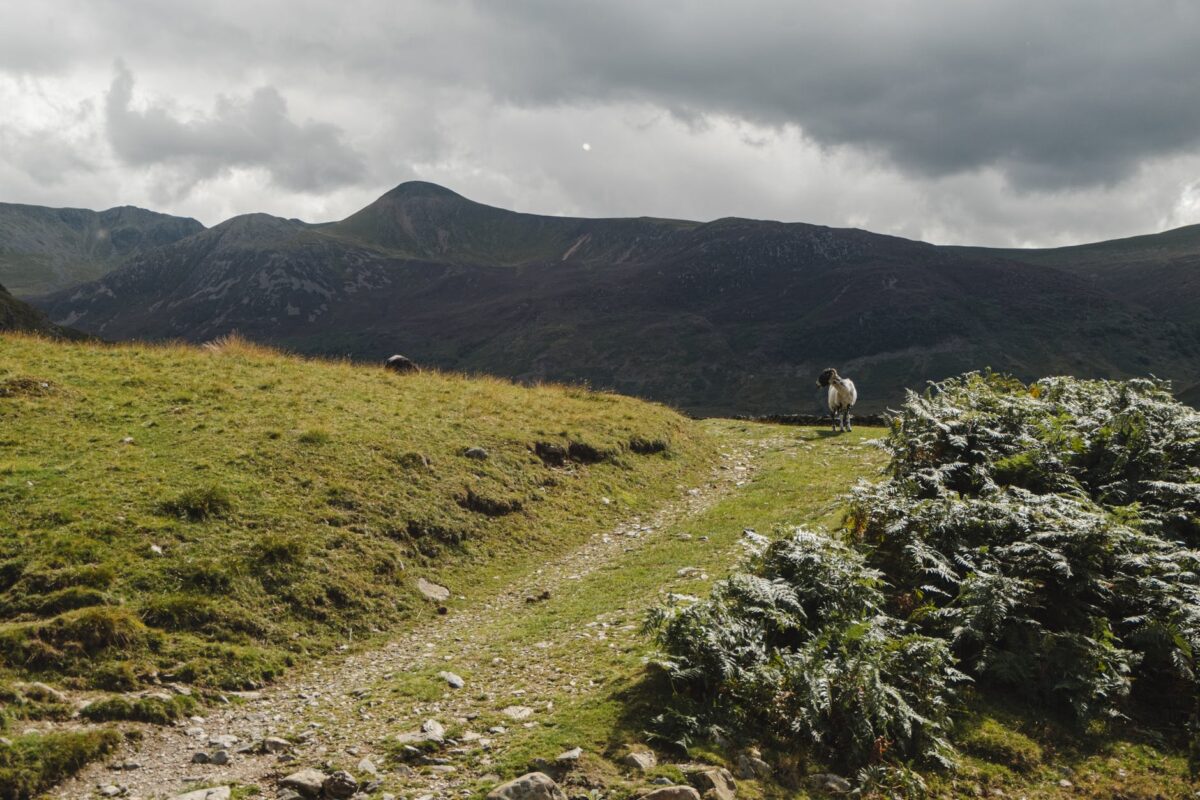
0, 202, 202, 296
9, 182, 1199, 414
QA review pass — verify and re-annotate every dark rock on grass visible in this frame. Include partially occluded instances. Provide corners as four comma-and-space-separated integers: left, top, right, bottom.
464, 446, 489, 460
383, 354, 421, 374
323, 769, 359, 798
486, 772, 568, 800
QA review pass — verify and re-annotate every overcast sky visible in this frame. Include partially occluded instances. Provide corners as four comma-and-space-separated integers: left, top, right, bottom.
2, 1, 1199, 247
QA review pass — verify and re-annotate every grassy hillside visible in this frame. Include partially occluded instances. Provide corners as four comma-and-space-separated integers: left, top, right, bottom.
0, 334, 716, 795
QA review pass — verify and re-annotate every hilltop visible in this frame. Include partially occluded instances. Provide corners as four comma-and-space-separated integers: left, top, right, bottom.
0, 333, 713, 796
29, 183, 1200, 415
0, 203, 202, 297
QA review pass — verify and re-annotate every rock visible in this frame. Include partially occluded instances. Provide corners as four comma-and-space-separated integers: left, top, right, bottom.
277, 792, 302, 800
168, 684, 192, 696
357, 756, 379, 777
464, 446, 490, 460
25, 681, 67, 703
210, 749, 229, 765
170, 789, 231, 800
1058, 779, 1073, 788
502, 705, 534, 720
439, 671, 465, 688
418, 577, 451, 602
688, 768, 736, 800
323, 770, 359, 798
421, 718, 446, 741
638, 788, 701, 800
734, 753, 770, 780
120, 436, 135, 445
99, 786, 123, 798
556, 747, 583, 764
279, 767, 329, 798
534, 442, 569, 466
622, 751, 657, 772
384, 354, 421, 374
210, 734, 238, 749
263, 736, 292, 754
190, 751, 210, 764
676, 567, 704, 578
149, 544, 164, 556
806, 774, 851, 794
486, 772, 568, 800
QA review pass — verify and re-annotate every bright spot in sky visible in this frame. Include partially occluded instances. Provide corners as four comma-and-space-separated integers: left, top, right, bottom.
581, 142, 591, 151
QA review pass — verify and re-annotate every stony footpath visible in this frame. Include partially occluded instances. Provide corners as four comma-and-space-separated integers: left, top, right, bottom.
51, 436, 777, 800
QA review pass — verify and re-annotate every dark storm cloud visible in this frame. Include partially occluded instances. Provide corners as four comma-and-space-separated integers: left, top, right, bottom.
433, 0, 1200, 190
104, 61, 365, 193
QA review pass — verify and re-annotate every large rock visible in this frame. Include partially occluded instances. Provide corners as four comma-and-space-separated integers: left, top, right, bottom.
688, 767, 736, 800
806, 773, 851, 794
323, 770, 359, 798
417, 577, 450, 602
279, 767, 328, 798
622, 751, 657, 772
383, 354, 421, 374
486, 772, 567, 800
170, 788, 231, 800
638, 787, 701, 800
734, 752, 771, 780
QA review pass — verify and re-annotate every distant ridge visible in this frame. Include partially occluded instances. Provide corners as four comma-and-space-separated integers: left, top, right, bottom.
21, 181, 1200, 413
0, 202, 203, 296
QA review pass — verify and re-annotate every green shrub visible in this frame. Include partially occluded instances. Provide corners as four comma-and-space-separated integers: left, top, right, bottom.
0, 728, 121, 800
648, 530, 964, 770
850, 373, 1200, 724
158, 485, 234, 520
80, 694, 196, 724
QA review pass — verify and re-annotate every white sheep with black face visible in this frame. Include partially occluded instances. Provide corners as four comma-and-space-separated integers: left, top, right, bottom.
817, 367, 857, 432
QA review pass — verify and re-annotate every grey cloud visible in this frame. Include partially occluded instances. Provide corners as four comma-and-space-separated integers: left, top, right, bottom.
443, 0, 1200, 191
104, 61, 366, 193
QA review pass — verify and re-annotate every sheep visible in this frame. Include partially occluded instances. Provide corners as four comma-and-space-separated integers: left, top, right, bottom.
817, 368, 857, 432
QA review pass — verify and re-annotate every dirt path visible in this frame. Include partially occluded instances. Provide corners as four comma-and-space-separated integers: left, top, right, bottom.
53, 434, 772, 800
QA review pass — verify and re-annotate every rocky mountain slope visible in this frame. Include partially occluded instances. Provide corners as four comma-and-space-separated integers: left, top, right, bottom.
0, 283, 84, 339
30, 183, 1200, 414
0, 202, 203, 296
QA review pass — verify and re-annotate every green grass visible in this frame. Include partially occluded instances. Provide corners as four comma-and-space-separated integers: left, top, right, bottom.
360, 421, 1195, 800
0, 332, 718, 789
0, 728, 122, 800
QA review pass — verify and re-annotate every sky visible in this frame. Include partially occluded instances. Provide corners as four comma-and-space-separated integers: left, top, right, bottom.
2, 1, 1199, 247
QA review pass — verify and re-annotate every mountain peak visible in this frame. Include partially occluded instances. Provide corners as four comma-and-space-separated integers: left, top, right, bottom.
381, 181, 464, 201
